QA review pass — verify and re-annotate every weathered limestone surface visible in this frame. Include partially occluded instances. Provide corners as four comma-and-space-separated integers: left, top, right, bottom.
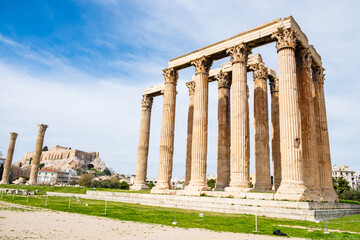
0, 132, 18, 184
214, 72, 231, 190
312, 67, 338, 202
185, 56, 212, 191
183, 81, 195, 189
252, 63, 271, 191
272, 29, 309, 201
269, 78, 281, 190
226, 43, 251, 192
152, 69, 178, 191
131, 94, 153, 191
28, 124, 48, 185
296, 48, 321, 201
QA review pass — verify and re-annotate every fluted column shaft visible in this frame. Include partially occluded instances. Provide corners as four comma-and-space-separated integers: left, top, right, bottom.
215, 72, 231, 190
185, 56, 212, 191
296, 49, 321, 200
312, 67, 338, 202
252, 63, 271, 191
29, 124, 48, 184
272, 29, 308, 201
226, 43, 251, 191
183, 81, 195, 189
270, 78, 281, 190
0, 132, 18, 184
131, 94, 154, 191
152, 68, 178, 191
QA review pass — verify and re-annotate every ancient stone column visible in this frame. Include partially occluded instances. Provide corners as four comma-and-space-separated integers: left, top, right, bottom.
271, 29, 309, 201
0, 132, 18, 184
312, 66, 338, 202
183, 81, 195, 189
185, 56, 213, 191
131, 94, 154, 191
28, 124, 48, 185
296, 48, 321, 201
269, 78, 281, 191
225, 43, 251, 192
151, 68, 178, 191
214, 72, 231, 190
251, 63, 271, 191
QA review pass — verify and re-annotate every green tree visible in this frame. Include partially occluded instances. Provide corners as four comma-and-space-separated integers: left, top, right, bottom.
78, 174, 94, 187
103, 168, 111, 176
207, 179, 216, 189
333, 177, 351, 198
147, 182, 155, 190
119, 181, 130, 190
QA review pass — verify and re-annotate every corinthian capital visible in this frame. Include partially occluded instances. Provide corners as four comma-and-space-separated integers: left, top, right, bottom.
163, 68, 178, 85
215, 71, 232, 89
38, 124, 48, 134
191, 56, 213, 75
226, 43, 251, 64
271, 28, 297, 51
141, 94, 153, 111
10, 132, 18, 140
186, 81, 196, 95
250, 63, 268, 80
296, 48, 312, 69
312, 66, 325, 84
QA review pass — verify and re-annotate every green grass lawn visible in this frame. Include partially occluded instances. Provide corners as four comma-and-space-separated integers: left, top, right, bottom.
0, 184, 150, 195
0, 193, 359, 239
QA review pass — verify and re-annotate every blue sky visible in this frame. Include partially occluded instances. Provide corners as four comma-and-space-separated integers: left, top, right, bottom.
0, 0, 359, 178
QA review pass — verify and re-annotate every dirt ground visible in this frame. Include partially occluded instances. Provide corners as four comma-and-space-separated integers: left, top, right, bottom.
0, 201, 306, 240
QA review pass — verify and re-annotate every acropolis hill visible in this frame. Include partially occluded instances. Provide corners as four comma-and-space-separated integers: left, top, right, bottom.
13, 145, 106, 177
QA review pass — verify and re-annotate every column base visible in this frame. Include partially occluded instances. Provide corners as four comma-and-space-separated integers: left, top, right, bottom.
214, 183, 229, 191
184, 185, 210, 191
225, 187, 251, 193
274, 182, 312, 201
27, 180, 38, 185
130, 183, 149, 191
0, 181, 9, 185
151, 180, 171, 191
182, 182, 189, 190
320, 187, 339, 203
253, 182, 272, 192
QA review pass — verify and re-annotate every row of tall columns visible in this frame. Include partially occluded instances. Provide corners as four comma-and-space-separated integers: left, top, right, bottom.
0, 132, 18, 184
131, 94, 154, 190
28, 124, 48, 185
133, 28, 336, 202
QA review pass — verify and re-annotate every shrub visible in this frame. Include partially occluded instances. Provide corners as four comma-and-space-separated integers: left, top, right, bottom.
68, 179, 78, 186
147, 182, 155, 190
78, 174, 94, 187
119, 181, 130, 190
207, 179, 216, 189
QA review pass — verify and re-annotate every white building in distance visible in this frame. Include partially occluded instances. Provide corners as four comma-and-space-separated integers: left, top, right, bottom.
332, 165, 358, 190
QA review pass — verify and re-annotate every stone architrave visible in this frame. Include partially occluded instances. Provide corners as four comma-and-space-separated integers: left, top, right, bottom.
28, 124, 48, 185
183, 81, 196, 189
312, 66, 338, 202
131, 94, 154, 191
0, 132, 18, 184
214, 72, 231, 190
269, 78, 281, 190
185, 56, 213, 191
271, 29, 309, 201
225, 43, 251, 192
296, 48, 321, 201
251, 63, 271, 191
151, 68, 178, 191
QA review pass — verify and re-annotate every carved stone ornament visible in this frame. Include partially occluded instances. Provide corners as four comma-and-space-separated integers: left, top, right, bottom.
271, 28, 297, 51
296, 48, 312, 69
10, 132, 18, 140
226, 43, 251, 64
215, 71, 232, 89
250, 63, 268, 80
38, 124, 48, 134
186, 81, 196, 95
269, 77, 279, 95
141, 94, 153, 110
312, 66, 325, 84
191, 56, 213, 75
163, 68, 178, 85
